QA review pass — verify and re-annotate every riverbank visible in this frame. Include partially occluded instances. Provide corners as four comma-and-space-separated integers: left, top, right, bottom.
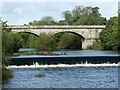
2, 65, 12, 82
12, 51, 66, 56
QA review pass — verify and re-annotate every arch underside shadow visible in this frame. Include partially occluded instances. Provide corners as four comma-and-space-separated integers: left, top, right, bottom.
18, 32, 39, 37
54, 31, 85, 41
53, 31, 85, 49
16, 31, 85, 39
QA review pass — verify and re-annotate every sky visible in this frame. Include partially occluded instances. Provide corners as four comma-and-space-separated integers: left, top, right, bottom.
1, 0, 119, 25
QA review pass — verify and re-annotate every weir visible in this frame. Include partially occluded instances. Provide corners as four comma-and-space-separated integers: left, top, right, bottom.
10, 55, 119, 65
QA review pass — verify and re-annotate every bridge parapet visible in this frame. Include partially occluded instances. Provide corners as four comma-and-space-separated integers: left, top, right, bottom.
8, 25, 105, 29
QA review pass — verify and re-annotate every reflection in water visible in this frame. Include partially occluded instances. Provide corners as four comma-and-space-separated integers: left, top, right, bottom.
53, 50, 119, 56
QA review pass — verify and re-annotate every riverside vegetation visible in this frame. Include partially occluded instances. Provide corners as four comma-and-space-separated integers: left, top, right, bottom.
1, 5, 120, 81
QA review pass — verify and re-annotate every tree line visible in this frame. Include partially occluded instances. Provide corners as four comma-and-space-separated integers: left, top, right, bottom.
29, 6, 106, 25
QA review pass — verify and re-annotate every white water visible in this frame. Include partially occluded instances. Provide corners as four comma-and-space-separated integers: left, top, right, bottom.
7, 62, 118, 68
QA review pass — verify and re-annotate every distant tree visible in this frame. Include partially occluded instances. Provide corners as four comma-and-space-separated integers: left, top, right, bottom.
62, 6, 106, 25
62, 11, 73, 25
29, 6, 106, 25
41, 16, 56, 25
56, 20, 67, 25
91, 7, 100, 17
29, 16, 56, 25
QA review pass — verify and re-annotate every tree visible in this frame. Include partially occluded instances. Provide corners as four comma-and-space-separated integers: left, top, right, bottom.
28, 34, 38, 48
56, 20, 67, 25
99, 17, 119, 50
35, 33, 56, 51
91, 7, 100, 17
41, 16, 56, 25
29, 16, 56, 25
62, 6, 106, 25
58, 33, 82, 49
2, 32, 22, 54
62, 11, 73, 25
72, 6, 84, 22
0, 19, 12, 82
118, 7, 120, 50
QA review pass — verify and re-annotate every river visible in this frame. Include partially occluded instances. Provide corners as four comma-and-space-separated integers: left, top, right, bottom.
2, 50, 120, 88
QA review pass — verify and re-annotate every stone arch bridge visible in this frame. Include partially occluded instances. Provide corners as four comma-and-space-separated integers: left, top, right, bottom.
8, 25, 105, 49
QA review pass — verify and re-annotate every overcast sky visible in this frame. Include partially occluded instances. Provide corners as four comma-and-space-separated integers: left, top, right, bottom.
1, 0, 119, 25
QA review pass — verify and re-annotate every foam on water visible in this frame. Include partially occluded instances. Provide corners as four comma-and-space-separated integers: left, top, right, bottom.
7, 62, 118, 68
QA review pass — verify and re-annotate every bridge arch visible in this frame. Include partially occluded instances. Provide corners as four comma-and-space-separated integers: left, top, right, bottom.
52, 31, 85, 49
51, 29, 86, 39
18, 32, 39, 37
53, 31, 85, 41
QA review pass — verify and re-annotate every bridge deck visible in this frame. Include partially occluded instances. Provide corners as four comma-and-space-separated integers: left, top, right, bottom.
7, 25, 106, 29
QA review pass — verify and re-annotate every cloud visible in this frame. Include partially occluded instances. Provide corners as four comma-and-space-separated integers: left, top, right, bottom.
1, 1, 118, 25
1, 0, 119, 2
12, 7, 23, 15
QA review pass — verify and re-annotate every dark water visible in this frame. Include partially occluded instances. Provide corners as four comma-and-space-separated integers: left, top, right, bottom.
3, 50, 119, 88
10, 50, 119, 65
3, 66, 118, 88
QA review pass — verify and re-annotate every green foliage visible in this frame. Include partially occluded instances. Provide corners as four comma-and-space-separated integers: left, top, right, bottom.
2, 32, 22, 54
2, 65, 12, 81
35, 33, 57, 51
28, 34, 39, 48
63, 6, 106, 25
87, 39, 103, 50
56, 20, 66, 25
52, 32, 63, 43
29, 16, 56, 25
74, 15, 106, 25
22, 32, 83, 51
58, 33, 82, 49
1, 19, 13, 82
29, 6, 106, 25
35, 73, 45, 78
1, 19, 21, 55
17, 33, 29, 48
118, 12, 120, 50
17, 33, 38, 48
99, 17, 119, 50
62, 11, 73, 25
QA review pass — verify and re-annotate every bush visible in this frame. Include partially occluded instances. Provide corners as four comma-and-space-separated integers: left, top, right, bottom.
35, 73, 45, 78
99, 17, 119, 50
12, 53, 20, 56
87, 40, 103, 50
2, 65, 12, 82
